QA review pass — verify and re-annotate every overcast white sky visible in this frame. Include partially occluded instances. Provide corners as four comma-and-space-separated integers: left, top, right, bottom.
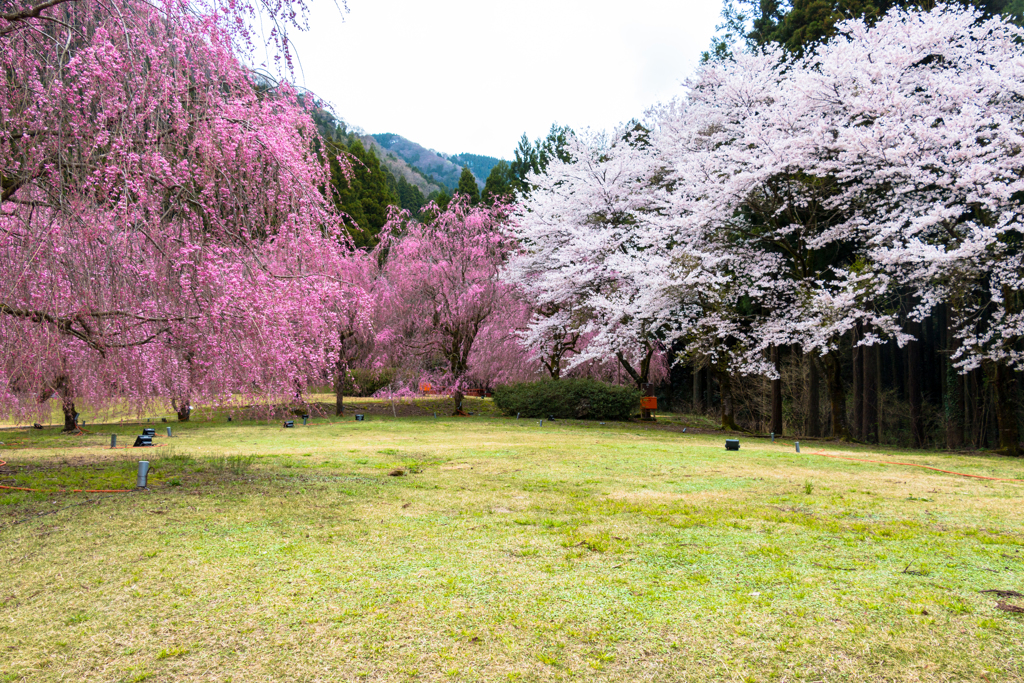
286, 0, 723, 159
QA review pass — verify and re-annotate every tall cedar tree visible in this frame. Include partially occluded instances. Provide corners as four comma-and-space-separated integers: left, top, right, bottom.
483, 160, 517, 204
327, 137, 401, 248
457, 166, 481, 204
509, 124, 574, 195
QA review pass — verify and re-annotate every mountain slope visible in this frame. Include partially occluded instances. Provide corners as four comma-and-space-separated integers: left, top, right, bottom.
371, 133, 501, 191
360, 135, 446, 198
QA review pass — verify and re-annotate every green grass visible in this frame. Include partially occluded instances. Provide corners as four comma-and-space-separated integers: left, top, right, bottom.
1, 403, 1023, 681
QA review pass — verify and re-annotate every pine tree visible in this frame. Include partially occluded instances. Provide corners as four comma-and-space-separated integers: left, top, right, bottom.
396, 176, 427, 213
327, 137, 400, 248
457, 166, 481, 204
482, 160, 516, 204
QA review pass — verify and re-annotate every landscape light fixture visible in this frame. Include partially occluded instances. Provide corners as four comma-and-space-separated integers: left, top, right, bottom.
355, 414, 365, 421
110, 434, 117, 448
227, 416, 232, 422
166, 427, 172, 437
682, 427, 687, 433
137, 461, 150, 488
771, 432, 775, 442
284, 421, 294, 428
142, 428, 155, 437
302, 415, 308, 425
725, 439, 740, 451
539, 420, 543, 427
133, 434, 153, 447
795, 441, 801, 453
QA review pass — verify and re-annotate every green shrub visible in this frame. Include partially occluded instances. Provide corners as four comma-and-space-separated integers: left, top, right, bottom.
493, 379, 639, 421
343, 368, 396, 397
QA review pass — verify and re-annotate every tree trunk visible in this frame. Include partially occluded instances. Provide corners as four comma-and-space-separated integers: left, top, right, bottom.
615, 351, 643, 388
718, 370, 741, 431
852, 325, 863, 441
61, 400, 77, 432
892, 335, 905, 401
806, 353, 821, 437
907, 320, 925, 448
822, 350, 850, 441
176, 402, 191, 422
862, 324, 879, 444
334, 361, 345, 417
944, 309, 964, 449
994, 361, 1019, 456
453, 389, 467, 416
770, 345, 783, 436
693, 365, 705, 413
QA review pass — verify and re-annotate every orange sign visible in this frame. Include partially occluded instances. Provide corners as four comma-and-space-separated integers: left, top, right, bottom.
640, 396, 657, 410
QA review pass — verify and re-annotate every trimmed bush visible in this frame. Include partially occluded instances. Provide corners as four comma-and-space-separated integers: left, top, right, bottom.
493, 379, 640, 421
343, 368, 396, 397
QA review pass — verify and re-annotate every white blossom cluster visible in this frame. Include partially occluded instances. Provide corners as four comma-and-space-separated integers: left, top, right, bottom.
506, 4, 1024, 378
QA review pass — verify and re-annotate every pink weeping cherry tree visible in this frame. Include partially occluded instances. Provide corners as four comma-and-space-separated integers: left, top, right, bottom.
0, 0, 348, 427
373, 199, 531, 414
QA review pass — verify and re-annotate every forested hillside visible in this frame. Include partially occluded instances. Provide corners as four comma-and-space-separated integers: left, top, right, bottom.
371, 133, 496, 190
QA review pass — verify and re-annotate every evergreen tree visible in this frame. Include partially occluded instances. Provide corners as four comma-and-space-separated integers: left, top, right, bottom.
429, 190, 452, 213
457, 166, 481, 204
395, 176, 427, 214
509, 124, 574, 196
327, 137, 400, 249
482, 160, 516, 204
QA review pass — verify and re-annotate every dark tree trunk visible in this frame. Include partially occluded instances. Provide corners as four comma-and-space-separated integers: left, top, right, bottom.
718, 370, 741, 431
907, 320, 925, 448
822, 350, 850, 440
334, 360, 345, 417
692, 365, 705, 413
994, 361, 1019, 456
176, 403, 191, 422
892, 337, 906, 401
852, 325, 863, 441
943, 308, 964, 449
453, 389, 467, 416
862, 325, 879, 444
770, 345, 783, 436
806, 353, 821, 437
924, 313, 937, 402
62, 400, 77, 432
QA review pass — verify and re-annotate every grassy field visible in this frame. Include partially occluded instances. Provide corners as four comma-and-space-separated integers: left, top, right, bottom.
1, 398, 1023, 682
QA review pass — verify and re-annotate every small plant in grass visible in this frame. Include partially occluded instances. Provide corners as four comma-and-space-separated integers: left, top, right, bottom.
155, 647, 189, 660
804, 480, 813, 495
65, 612, 89, 626
207, 454, 256, 475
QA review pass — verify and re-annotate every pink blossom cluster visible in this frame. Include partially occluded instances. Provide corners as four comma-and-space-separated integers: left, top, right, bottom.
0, 0, 354, 422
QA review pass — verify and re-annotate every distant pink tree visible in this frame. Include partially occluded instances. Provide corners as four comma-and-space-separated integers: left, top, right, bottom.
374, 199, 530, 413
